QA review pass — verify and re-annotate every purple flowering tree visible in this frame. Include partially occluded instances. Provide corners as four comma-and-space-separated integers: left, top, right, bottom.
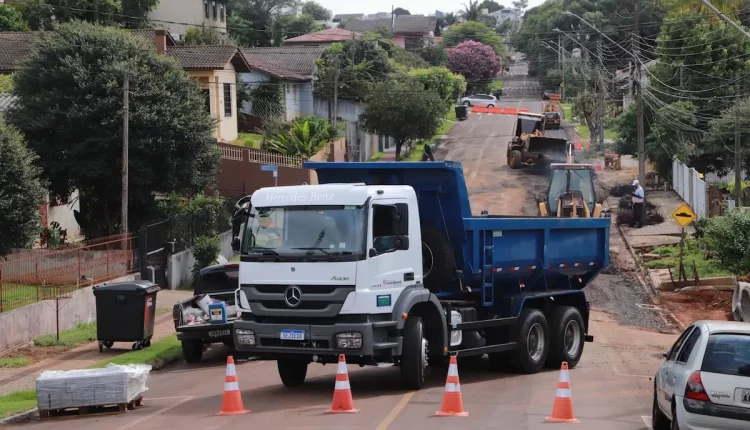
446, 41, 502, 92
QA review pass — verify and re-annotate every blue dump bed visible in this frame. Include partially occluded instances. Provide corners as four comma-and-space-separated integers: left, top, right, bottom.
305, 161, 610, 308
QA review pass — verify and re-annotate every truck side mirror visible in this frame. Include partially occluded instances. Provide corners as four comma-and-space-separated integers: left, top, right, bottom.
396, 235, 409, 250
369, 248, 377, 258
232, 236, 241, 252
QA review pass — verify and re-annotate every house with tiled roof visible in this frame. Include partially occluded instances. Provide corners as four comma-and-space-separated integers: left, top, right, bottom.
239, 46, 326, 122
283, 27, 359, 47
167, 45, 251, 142
340, 15, 437, 50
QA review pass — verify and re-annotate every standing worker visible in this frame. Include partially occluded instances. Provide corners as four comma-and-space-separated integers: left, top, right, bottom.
632, 179, 645, 228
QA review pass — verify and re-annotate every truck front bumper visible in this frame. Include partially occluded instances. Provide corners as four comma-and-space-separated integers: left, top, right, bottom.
233, 318, 395, 358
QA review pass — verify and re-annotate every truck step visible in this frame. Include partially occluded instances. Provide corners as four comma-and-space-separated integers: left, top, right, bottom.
453, 317, 517, 330
453, 342, 517, 358
373, 342, 399, 350
371, 321, 398, 329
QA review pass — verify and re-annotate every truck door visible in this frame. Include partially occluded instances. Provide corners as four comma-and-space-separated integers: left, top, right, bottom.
368, 200, 417, 310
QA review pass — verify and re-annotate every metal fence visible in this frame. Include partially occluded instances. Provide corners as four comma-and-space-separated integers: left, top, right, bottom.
0, 236, 138, 313
673, 159, 708, 219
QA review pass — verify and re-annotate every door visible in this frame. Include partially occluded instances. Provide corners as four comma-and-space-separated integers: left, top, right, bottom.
658, 325, 696, 412
368, 200, 417, 312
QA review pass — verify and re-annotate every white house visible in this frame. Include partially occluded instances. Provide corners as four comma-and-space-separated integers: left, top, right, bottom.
148, 0, 229, 41
240, 46, 326, 122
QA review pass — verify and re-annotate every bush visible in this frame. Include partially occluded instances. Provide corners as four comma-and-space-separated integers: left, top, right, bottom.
192, 235, 221, 280
702, 209, 750, 275
693, 216, 708, 239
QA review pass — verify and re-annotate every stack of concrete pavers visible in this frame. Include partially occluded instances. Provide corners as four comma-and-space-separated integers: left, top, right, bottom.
732, 282, 750, 322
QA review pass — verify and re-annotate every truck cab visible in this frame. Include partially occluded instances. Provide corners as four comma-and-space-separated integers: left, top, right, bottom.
233, 162, 609, 390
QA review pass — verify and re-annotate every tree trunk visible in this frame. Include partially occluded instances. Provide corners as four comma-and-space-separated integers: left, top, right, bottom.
395, 139, 405, 161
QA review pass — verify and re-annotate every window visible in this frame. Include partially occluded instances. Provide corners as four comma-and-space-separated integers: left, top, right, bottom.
204, 0, 209, 18
372, 203, 409, 254
701, 334, 750, 377
212, 1, 217, 20
223, 83, 232, 117
676, 327, 701, 363
667, 326, 695, 361
220, 4, 225, 22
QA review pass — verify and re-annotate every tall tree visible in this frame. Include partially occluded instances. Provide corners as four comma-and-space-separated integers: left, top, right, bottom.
0, 116, 46, 256
511, 0, 527, 10
0, 4, 29, 31
7, 22, 220, 237
442, 21, 504, 55
274, 13, 321, 44
393, 7, 411, 16
228, 0, 296, 47
15, 0, 157, 29
479, 0, 504, 12
444, 12, 458, 26
461, 0, 483, 21
183, 26, 234, 45
315, 37, 393, 101
301, 1, 331, 21
447, 40, 502, 92
360, 80, 445, 160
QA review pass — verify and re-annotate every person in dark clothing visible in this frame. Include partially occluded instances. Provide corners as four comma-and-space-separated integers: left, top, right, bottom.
632, 179, 645, 228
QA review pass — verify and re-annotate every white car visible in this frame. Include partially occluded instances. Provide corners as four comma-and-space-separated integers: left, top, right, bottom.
460, 94, 497, 107
653, 320, 750, 430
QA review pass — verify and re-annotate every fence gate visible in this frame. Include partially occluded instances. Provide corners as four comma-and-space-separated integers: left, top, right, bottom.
139, 220, 168, 288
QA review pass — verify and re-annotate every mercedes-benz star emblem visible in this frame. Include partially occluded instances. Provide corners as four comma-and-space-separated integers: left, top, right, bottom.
284, 285, 302, 308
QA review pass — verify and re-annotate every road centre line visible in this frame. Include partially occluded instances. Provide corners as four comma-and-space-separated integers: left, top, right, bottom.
375, 391, 415, 430
115, 396, 194, 430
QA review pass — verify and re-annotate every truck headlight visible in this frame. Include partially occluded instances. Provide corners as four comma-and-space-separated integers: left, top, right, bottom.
236, 329, 256, 345
336, 332, 362, 349
450, 311, 463, 347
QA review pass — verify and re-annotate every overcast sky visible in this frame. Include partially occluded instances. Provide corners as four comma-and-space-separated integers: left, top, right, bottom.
315, 0, 548, 16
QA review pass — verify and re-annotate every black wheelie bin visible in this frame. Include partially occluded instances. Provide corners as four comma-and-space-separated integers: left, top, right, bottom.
93, 281, 161, 352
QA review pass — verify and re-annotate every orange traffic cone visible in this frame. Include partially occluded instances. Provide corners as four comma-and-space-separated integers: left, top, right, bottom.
436, 355, 468, 417
326, 354, 359, 413
216, 356, 249, 416
546, 362, 579, 423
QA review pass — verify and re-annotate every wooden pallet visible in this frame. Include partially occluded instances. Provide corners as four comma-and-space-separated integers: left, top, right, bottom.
38, 397, 143, 420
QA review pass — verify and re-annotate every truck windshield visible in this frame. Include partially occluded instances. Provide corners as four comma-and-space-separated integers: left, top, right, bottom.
518, 117, 541, 135
547, 169, 595, 211
241, 205, 365, 261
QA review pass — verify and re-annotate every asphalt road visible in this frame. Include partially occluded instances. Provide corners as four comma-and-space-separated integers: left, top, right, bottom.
9, 66, 679, 430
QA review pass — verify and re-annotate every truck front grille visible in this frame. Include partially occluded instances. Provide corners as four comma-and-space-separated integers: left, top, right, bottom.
240, 284, 355, 318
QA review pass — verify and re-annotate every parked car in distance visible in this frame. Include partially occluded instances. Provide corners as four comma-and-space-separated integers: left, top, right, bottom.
652, 320, 750, 430
460, 94, 497, 107
542, 90, 553, 100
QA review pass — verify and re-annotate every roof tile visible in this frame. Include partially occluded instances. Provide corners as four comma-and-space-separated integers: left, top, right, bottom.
166, 45, 250, 71
241, 46, 326, 80
284, 27, 358, 44
342, 15, 437, 34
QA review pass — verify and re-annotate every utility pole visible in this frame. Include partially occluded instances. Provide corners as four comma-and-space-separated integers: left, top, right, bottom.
597, 39, 605, 151
561, 44, 566, 101
121, 73, 129, 237
736, 72, 742, 208
634, 0, 646, 226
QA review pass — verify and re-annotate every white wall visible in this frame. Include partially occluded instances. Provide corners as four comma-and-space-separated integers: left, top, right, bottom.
239, 72, 314, 121
46, 190, 81, 239
166, 230, 233, 290
149, 0, 227, 39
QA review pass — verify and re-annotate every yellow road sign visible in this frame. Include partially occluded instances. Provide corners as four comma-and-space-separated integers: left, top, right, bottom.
671, 203, 696, 227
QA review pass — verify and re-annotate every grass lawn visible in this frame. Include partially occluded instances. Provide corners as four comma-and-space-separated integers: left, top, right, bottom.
0, 284, 49, 312
447, 108, 457, 121
491, 78, 503, 89
0, 357, 30, 368
0, 390, 36, 419
404, 119, 455, 161
33, 322, 96, 347
232, 132, 263, 149
604, 129, 617, 141
562, 103, 572, 120
643, 241, 732, 279
369, 152, 385, 161
91, 335, 182, 369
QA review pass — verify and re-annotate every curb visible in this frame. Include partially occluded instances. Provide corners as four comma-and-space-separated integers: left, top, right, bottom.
0, 408, 38, 426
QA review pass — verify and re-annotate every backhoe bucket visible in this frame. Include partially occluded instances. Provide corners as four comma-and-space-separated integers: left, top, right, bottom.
527, 137, 568, 158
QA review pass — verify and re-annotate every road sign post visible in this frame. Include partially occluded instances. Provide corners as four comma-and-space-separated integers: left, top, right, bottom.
260, 164, 278, 187
671, 203, 697, 283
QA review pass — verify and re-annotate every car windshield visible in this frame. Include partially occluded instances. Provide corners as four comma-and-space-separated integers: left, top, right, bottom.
545, 112, 560, 119
701, 333, 750, 377
547, 169, 595, 210
241, 205, 366, 261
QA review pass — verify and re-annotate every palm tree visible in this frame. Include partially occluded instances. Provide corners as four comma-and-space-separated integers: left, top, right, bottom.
265, 117, 337, 157
444, 12, 458, 26
460, 0, 482, 22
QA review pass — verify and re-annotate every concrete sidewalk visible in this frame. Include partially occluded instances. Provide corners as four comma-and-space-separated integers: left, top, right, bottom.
0, 290, 190, 396
619, 190, 694, 248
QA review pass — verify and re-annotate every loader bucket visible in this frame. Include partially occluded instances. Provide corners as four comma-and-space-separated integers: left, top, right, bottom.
527, 137, 568, 157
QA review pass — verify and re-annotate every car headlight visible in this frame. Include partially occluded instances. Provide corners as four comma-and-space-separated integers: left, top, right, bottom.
236, 329, 256, 345
336, 332, 362, 349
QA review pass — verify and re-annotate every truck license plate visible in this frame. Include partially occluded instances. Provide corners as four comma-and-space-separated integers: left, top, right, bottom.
280, 329, 305, 340
208, 330, 230, 337
741, 389, 750, 404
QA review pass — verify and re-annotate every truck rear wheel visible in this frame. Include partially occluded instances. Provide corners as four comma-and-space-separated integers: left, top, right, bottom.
509, 150, 523, 169
513, 309, 549, 374
546, 306, 585, 368
277, 359, 308, 387
401, 316, 427, 390
182, 339, 203, 363
421, 225, 454, 293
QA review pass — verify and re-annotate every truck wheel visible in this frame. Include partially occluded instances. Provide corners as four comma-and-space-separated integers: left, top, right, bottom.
277, 359, 308, 387
546, 306, 585, 368
182, 339, 203, 363
421, 225, 454, 293
509, 150, 523, 169
513, 309, 549, 374
401, 316, 427, 390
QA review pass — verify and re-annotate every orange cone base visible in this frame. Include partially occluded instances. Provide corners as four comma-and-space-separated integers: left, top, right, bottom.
545, 416, 580, 423
216, 409, 250, 416
326, 407, 359, 414
436, 410, 469, 417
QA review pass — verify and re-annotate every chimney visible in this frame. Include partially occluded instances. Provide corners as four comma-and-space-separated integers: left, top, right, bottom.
154, 29, 167, 53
